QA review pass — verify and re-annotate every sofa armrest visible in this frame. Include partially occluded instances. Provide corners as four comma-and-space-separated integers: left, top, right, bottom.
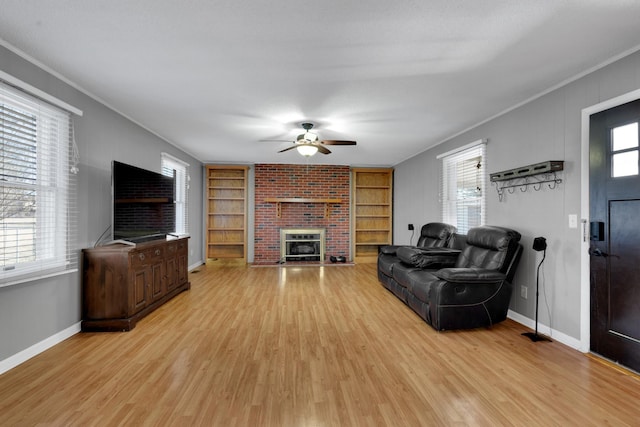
430, 279, 513, 312
434, 268, 506, 283
397, 247, 460, 269
431, 269, 511, 306
379, 245, 403, 255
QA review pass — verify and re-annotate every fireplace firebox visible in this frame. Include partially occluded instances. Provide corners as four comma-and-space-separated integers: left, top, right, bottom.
280, 228, 325, 262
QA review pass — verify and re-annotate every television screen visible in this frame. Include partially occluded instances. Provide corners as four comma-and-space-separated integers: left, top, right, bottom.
112, 161, 175, 242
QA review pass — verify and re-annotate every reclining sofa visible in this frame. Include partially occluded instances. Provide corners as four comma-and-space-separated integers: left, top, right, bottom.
378, 224, 522, 331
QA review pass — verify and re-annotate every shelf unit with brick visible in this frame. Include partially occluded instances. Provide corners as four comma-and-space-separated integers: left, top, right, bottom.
206, 165, 249, 263
352, 167, 393, 263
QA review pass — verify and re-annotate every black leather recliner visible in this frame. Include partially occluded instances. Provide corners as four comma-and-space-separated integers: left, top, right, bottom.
381, 225, 522, 331
377, 222, 457, 289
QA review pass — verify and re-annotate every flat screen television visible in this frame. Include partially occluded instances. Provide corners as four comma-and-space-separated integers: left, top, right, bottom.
112, 161, 175, 242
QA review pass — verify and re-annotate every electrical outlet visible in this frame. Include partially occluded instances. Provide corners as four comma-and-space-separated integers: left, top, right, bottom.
521, 285, 528, 299
408, 224, 414, 231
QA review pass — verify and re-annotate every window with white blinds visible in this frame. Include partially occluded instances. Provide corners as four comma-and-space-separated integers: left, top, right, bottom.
0, 81, 77, 286
161, 153, 189, 235
439, 140, 486, 234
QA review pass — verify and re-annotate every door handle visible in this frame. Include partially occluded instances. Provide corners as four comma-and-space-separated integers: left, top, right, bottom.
589, 247, 609, 257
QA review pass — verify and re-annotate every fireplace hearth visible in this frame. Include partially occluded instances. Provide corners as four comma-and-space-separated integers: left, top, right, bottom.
280, 228, 325, 262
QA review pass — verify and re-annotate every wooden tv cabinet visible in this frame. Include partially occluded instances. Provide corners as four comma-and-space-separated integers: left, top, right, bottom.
81, 237, 190, 332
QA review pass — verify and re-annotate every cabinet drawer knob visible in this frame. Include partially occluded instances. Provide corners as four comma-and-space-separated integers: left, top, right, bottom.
138, 253, 145, 261
155, 249, 161, 256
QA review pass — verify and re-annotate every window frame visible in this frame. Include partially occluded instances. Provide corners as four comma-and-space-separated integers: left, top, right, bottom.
610, 121, 639, 178
0, 79, 79, 287
438, 140, 487, 234
161, 152, 189, 236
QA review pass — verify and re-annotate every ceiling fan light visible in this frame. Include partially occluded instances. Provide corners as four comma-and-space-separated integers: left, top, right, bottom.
296, 144, 318, 157
304, 131, 318, 142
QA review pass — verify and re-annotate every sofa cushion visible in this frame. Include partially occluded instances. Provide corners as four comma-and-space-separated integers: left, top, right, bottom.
377, 253, 398, 277
405, 270, 439, 303
447, 233, 467, 250
416, 222, 457, 247
396, 246, 460, 269
391, 262, 416, 289
454, 226, 521, 271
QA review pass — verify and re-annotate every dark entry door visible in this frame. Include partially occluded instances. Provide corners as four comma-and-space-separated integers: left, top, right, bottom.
590, 98, 640, 372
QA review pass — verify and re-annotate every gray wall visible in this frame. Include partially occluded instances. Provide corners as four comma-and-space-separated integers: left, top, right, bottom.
0, 46, 204, 361
393, 49, 640, 341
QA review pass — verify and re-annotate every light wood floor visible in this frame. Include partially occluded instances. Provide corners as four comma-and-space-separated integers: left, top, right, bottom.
1, 263, 639, 426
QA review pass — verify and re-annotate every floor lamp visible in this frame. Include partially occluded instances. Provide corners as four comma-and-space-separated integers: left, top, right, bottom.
522, 237, 552, 342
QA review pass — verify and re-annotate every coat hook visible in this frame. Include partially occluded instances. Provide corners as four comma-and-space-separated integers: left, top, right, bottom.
490, 164, 563, 201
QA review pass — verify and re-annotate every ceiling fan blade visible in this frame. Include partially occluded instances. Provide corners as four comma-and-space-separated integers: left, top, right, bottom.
320, 140, 357, 146
260, 139, 293, 142
277, 145, 298, 153
316, 144, 331, 155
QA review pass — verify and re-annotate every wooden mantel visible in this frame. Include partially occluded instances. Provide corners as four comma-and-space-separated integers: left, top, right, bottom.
263, 198, 343, 218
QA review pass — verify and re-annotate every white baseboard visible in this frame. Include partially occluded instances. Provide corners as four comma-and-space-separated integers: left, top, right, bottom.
507, 310, 582, 351
189, 261, 204, 271
0, 322, 81, 375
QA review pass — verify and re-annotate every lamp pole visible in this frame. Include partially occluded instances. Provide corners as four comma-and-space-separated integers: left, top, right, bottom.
523, 237, 552, 342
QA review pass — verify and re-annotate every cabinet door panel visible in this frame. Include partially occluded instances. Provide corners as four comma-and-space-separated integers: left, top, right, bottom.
151, 262, 164, 300
178, 254, 188, 284
132, 268, 148, 313
166, 257, 177, 291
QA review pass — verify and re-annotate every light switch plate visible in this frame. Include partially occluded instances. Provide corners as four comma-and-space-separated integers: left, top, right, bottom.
569, 214, 578, 228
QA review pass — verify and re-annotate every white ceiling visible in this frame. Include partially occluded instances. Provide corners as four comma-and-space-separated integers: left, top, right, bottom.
1, 1, 640, 166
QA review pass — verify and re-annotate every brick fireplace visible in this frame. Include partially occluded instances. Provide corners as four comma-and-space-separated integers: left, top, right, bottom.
254, 164, 350, 264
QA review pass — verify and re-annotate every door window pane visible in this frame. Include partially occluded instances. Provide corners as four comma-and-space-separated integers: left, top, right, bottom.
611, 122, 639, 177
612, 122, 638, 151
612, 151, 638, 177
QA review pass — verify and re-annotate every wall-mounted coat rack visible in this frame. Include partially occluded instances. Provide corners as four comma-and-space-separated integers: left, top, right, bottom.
490, 161, 564, 201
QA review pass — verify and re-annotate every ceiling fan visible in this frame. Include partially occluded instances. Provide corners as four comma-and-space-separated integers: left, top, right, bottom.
272, 123, 357, 156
